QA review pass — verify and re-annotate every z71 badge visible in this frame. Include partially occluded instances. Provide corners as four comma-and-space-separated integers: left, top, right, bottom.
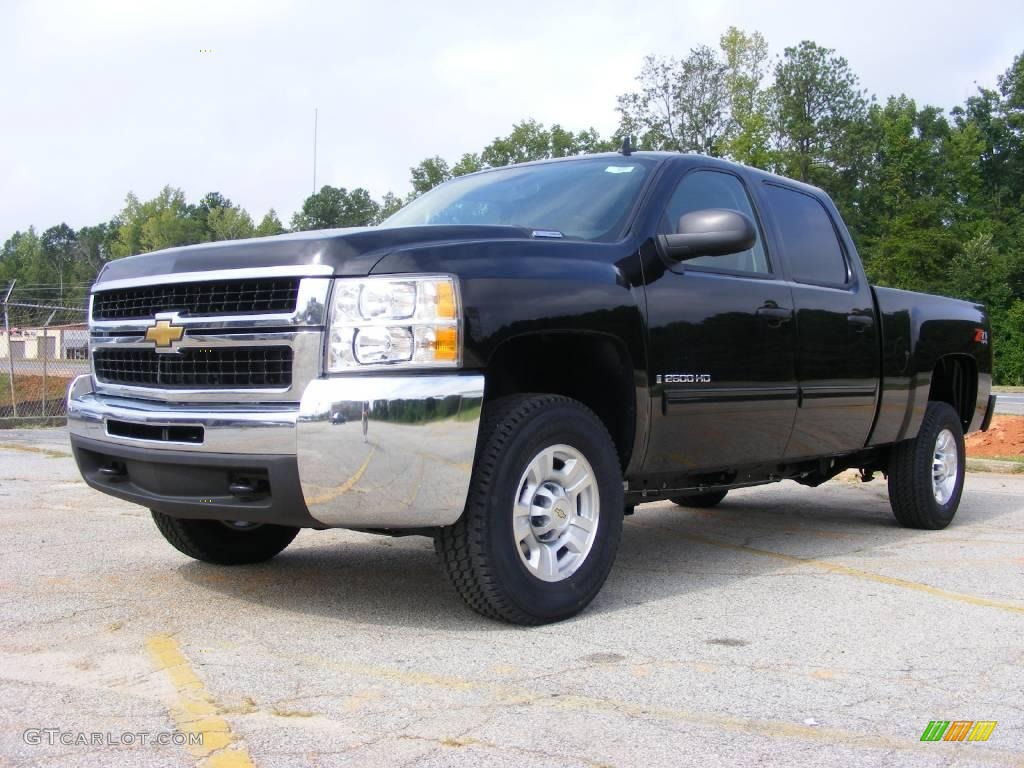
657, 374, 712, 384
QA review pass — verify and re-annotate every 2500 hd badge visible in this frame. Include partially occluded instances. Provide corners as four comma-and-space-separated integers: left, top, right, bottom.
658, 374, 712, 384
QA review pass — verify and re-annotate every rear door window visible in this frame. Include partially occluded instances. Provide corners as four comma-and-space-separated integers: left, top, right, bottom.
764, 184, 849, 286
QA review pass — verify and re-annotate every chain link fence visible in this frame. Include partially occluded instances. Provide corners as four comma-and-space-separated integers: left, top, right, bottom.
2, 282, 89, 425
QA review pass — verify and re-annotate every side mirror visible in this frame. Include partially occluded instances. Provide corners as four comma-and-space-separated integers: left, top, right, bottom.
659, 208, 756, 261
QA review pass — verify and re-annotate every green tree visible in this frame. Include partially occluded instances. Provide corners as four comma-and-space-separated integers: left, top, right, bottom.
719, 27, 772, 166
617, 47, 730, 154
410, 156, 452, 195
376, 193, 404, 223
75, 222, 116, 274
411, 156, 452, 195
207, 206, 255, 241
290, 186, 380, 230
451, 152, 483, 177
255, 210, 285, 237
40, 223, 79, 299
111, 186, 205, 256
999, 299, 1024, 385
481, 119, 555, 166
854, 97, 960, 291
196, 191, 230, 218
480, 120, 613, 166
772, 41, 870, 184
0, 228, 45, 285
404, 121, 614, 200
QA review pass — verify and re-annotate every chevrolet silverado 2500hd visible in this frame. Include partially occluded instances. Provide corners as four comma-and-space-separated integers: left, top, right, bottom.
68, 152, 996, 625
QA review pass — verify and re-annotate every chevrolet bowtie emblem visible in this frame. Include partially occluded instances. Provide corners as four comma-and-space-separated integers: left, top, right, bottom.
145, 319, 184, 348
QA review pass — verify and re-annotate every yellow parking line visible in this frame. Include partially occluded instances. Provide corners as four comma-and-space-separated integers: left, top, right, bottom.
304, 446, 376, 505
0, 442, 71, 458
273, 649, 1023, 765
664, 529, 1024, 615
145, 635, 255, 768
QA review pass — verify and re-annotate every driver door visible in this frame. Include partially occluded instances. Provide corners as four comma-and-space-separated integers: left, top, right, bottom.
643, 168, 799, 474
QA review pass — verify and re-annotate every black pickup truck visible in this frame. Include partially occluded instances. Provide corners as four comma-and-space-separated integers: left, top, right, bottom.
68, 151, 996, 625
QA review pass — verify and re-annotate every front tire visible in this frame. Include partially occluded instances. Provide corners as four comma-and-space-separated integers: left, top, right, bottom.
435, 394, 624, 625
887, 401, 965, 530
151, 512, 299, 565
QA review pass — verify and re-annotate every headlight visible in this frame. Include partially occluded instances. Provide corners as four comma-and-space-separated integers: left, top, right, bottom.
326, 276, 461, 372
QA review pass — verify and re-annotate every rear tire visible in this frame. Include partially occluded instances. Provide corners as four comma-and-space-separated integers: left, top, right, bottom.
887, 401, 965, 530
151, 511, 299, 565
435, 394, 624, 625
671, 489, 728, 508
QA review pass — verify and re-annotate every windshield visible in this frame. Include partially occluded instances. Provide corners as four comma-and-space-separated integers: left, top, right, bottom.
380, 157, 656, 241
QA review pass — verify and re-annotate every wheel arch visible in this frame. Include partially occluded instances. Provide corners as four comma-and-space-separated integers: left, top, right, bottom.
483, 331, 640, 472
927, 354, 978, 432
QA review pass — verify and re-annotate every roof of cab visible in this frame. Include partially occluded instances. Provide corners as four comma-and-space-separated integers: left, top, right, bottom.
472, 150, 828, 198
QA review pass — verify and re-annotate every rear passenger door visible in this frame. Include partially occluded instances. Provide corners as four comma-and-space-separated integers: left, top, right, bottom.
643, 168, 798, 474
758, 183, 880, 459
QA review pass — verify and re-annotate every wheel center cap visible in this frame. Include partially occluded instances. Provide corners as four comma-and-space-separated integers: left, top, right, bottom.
530, 483, 573, 539
545, 501, 572, 536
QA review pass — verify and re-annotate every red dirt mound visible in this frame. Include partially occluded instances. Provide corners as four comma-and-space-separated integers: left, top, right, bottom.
966, 415, 1024, 460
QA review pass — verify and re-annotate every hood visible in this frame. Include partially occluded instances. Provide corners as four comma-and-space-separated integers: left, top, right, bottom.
94, 225, 535, 285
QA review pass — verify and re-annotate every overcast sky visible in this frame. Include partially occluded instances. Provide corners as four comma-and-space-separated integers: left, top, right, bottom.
1, 0, 1021, 240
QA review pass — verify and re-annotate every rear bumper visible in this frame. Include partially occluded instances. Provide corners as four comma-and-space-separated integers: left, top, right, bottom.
67, 373, 485, 529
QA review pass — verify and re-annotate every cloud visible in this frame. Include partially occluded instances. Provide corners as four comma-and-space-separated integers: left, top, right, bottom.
1, 0, 1021, 239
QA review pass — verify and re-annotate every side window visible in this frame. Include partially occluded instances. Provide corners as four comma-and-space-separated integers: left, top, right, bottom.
661, 170, 770, 274
764, 184, 849, 286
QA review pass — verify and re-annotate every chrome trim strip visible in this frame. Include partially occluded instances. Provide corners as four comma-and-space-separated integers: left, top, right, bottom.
67, 375, 299, 455
297, 374, 484, 527
92, 265, 334, 293
91, 330, 313, 350
90, 278, 330, 331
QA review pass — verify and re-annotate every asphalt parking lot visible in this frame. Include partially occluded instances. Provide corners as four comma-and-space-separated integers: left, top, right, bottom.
0, 428, 1022, 768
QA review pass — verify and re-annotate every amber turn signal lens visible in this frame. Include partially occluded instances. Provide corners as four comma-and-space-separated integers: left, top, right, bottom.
432, 327, 458, 362
435, 280, 457, 319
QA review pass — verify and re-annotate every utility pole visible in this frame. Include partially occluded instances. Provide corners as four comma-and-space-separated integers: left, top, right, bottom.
3, 280, 16, 418
312, 107, 318, 194
42, 309, 57, 419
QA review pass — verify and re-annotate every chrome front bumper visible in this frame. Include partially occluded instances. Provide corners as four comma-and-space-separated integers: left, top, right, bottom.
67, 373, 485, 528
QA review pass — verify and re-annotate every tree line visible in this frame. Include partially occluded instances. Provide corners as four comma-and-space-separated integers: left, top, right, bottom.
2, 28, 1022, 382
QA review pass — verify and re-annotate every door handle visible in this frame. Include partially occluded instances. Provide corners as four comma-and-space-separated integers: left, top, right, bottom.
848, 313, 873, 332
756, 304, 793, 325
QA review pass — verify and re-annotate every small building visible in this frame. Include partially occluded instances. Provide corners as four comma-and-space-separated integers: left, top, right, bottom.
0, 324, 89, 360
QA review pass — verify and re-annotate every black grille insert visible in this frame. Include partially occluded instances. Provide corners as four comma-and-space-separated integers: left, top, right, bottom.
94, 347, 293, 389
107, 420, 204, 444
92, 278, 301, 320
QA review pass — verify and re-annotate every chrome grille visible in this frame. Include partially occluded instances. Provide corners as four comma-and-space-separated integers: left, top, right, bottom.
91, 278, 301, 320
94, 347, 294, 389
89, 271, 330, 403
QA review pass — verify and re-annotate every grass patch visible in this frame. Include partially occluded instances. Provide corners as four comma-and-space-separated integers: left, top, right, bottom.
0, 373, 73, 409
993, 385, 1024, 393
967, 457, 1024, 474
981, 454, 1024, 464
454, 402, 482, 422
